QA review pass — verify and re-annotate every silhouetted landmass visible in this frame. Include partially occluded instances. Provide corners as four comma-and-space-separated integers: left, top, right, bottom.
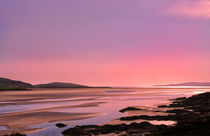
0, 77, 111, 90
0, 77, 32, 91
157, 82, 210, 86
33, 82, 90, 88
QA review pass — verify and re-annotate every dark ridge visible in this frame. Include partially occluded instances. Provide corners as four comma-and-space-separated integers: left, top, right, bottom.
33, 82, 90, 88
157, 82, 210, 86
0, 77, 32, 91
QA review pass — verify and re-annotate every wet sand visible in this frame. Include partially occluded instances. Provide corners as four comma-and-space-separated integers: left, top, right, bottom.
0, 103, 104, 135
0, 88, 111, 135
0, 87, 209, 136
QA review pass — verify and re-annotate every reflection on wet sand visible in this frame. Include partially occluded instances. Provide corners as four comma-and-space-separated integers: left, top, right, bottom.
0, 88, 209, 136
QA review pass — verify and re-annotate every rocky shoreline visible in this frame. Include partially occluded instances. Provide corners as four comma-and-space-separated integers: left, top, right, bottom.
62, 92, 210, 136
6, 92, 210, 136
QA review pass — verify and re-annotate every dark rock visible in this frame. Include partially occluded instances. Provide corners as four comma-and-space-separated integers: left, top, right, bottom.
62, 121, 166, 136
119, 107, 142, 113
120, 115, 172, 121
166, 109, 191, 114
4, 133, 26, 136
56, 123, 67, 128
157, 105, 168, 108
62, 127, 91, 136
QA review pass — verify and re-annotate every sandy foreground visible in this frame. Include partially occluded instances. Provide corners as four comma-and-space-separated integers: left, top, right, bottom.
0, 101, 104, 135
0, 88, 209, 135
0, 87, 143, 135
0, 88, 114, 135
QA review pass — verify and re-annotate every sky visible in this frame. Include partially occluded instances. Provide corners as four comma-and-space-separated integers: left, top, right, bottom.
0, 0, 210, 87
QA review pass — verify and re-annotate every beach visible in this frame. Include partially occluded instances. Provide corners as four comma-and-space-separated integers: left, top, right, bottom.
0, 88, 209, 136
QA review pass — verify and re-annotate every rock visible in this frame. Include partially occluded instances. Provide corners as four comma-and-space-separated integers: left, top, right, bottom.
56, 123, 67, 128
62, 121, 167, 136
62, 92, 210, 136
119, 107, 142, 113
4, 133, 26, 136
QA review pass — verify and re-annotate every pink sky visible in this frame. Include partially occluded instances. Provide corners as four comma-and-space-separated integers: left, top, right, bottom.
0, 0, 210, 87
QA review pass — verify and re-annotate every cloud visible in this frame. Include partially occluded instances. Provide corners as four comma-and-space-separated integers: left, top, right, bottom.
168, 0, 210, 19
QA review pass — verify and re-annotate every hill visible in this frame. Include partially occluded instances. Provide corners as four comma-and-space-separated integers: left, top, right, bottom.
34, 82, 89, 88
157, 82, 210, 86
0, 77, 32, 90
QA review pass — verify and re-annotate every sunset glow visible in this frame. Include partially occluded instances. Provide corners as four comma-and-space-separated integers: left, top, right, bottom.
0, 0, 209, 87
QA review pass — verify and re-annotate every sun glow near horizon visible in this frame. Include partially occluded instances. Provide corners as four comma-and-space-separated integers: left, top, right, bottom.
0, 0, 210, 86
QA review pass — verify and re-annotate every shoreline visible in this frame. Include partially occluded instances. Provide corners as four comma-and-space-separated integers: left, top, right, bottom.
62, 92, 210, 136
2, 90, 210, 136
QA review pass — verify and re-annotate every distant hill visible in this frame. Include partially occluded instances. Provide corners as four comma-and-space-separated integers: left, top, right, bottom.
0, 77, 110, 90
33, 82, 90, 88
0, 77, 32, 90
157, 82, 210, 86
